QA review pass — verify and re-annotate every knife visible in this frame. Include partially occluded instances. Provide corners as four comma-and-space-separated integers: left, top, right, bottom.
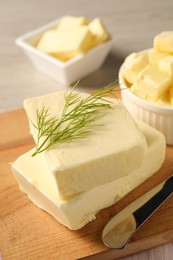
102, 176, 173, 250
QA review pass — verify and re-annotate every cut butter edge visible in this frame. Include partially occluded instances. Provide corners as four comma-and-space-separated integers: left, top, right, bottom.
12, 120, 166, 230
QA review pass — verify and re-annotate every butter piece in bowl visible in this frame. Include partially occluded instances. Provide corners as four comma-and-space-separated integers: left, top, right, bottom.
15, 16, 112, 84
36, 16, 110, 61
57, 16, 88, 30
37, 26, 94, 61
119, 31, 173, 144
154, 31, 173, 53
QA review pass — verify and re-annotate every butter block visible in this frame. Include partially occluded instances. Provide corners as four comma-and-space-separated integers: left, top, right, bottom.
154, 31, 173, 53
37, 27, 93, 60
158, 55, 173, 79
12, 121, 166, 230
149, 48, 168, 66
88, 18, 110, 46
134, 64, 171, 99
122, 52, 148, 84
24, 91, 147, 197
57, 16, 88, 30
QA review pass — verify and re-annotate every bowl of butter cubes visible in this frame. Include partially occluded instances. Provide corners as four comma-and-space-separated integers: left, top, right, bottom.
16, 16, 112, 84
119, 31, 173, 145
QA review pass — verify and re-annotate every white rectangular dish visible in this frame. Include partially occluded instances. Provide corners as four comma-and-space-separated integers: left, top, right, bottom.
16, 17, 112, 85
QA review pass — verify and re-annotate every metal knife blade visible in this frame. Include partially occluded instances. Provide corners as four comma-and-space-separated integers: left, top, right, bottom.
102, 176, 173, 250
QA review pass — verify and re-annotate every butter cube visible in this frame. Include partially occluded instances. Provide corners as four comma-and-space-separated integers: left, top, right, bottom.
88, 18, 110, 46
149, 48, 168, 66
12, 121, 165, 230
154, 31, 173, 53
51, 52, 76, 62
156, 91, 171, 107
131, 83, 148, 100
158, 55, 173, 80
57, 16, 88, 30
131, 84, 158, 104
122, 52, 149, 84
132, 78, 171, 107
134, 64, 171, 99
24, 91, 147, 197
37, 27, 93, 60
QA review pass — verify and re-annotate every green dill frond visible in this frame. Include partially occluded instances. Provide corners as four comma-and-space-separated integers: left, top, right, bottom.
32, 81, 119, 156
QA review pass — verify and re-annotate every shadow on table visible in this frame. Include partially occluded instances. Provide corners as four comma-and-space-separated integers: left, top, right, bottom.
79, 51, 125, 91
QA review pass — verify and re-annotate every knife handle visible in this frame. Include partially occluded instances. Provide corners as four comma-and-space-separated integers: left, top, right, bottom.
133, 176, 173, 228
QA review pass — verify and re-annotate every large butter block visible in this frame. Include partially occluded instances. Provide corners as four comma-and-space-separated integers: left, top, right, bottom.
154, 31, 173, 53
122, 52, 148, 84
158, 55, 173, 79
57, 16, 88, 30
88, 18, 110, 46
24, 91, 147, 197
134, 64, 171, 99
12, 121, 166, 230
149, 48, 168, 66
37, 27, 93, 60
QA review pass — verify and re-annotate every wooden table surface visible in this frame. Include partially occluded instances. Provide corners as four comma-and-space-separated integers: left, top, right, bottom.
1, 0, 173, 259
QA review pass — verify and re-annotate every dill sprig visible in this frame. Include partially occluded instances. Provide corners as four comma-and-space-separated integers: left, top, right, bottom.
32, 81, 119, 156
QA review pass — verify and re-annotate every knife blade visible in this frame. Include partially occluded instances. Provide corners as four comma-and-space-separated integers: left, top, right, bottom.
102, 176, 173, 250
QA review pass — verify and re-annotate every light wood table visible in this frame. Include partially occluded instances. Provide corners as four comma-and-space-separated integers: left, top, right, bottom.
1, 0, 173, 259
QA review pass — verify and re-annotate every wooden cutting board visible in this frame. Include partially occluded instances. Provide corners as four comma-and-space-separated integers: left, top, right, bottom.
0, 108, 173, 260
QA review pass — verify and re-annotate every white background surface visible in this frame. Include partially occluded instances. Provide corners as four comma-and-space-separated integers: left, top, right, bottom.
1, 0, 173, 259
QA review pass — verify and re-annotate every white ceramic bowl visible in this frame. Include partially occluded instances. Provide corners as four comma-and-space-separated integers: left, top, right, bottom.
16, 17, 112, 85
119, 65, 173, 145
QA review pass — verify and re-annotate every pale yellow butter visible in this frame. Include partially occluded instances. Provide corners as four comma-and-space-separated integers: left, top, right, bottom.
132, 83, 172, 107
122, 52, 148, 84
131, 83, 148, 100
170, 87, 173, 106
24, 91, 147, 197
88, 17, 110, 46
123, 32, 173, 106
154, 31, 173, 53
12, 121, 165, 230
158, 55, 173, 80
156, 91, 171, 107
37, 27, 93, 60
149, 48, 168, 66
36, 16, 110, 61
57, 16, 88, 30
134, 64, 171, 99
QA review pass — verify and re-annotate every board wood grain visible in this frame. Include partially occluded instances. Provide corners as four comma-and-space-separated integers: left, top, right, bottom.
0, 109, 173, 260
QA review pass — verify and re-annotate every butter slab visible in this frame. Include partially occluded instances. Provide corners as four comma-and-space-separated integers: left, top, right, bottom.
12, 121, 166, 230
24, 91, 147, 197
